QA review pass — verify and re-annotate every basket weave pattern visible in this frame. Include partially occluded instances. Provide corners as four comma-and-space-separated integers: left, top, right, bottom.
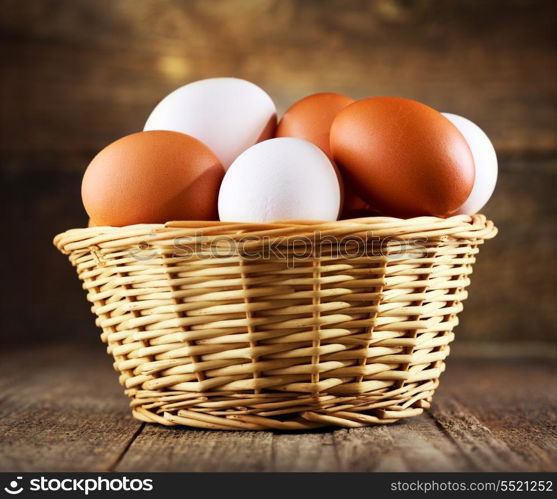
55, 215, 496, 430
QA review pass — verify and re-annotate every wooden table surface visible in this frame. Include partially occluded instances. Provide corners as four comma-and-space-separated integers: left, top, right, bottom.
0, 343, 555, 472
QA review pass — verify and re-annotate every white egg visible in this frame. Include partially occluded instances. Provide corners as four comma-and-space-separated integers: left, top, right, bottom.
443, 113, 498, 215
145, 77, 276, 168
218, 138, 341, 223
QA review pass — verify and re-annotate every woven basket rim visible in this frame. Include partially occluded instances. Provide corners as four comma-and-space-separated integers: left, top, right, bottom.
54, 214, 497, 255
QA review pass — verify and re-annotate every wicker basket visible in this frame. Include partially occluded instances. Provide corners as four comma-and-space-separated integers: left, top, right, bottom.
54, 215, 496, 430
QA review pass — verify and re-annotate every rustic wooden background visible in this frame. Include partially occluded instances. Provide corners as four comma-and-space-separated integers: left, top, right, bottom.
1, 0, 556, 349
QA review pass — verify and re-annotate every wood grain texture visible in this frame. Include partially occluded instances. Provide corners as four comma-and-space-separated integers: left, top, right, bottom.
0, 344, 141, 472
117, 424, 274, 472
0, 344, 554, 472
1, 0, 556, 156
458, 156, 557, 343
271, 431, 340, 472
433, 358, 557, 472
430, 398, 530, 472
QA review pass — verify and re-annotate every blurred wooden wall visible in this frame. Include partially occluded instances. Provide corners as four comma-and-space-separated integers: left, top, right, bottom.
1, 0, 556, 348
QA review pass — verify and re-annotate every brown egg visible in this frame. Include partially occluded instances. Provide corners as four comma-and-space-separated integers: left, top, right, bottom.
276, 92, 363, 219
82, 131, 224, 226
330, 97, 475, 218
277, 92, 354, 156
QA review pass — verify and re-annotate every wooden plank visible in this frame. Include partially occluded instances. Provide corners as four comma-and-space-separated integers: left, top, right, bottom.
429, 397, 530, 471
332, 404, 478, 472
451, 341, 556, 360
460, 156, 557, 343
434, 359, 557, 472
0, 344, 141, 472
383, 415, 472, 472
272, 430, 339, 472
116, 409, 468, 472
332, 425, 404, 472
117, 423, 339, 472
116, 426, 274, 472
2, 168, 94, 348
1, 0, 556, 155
